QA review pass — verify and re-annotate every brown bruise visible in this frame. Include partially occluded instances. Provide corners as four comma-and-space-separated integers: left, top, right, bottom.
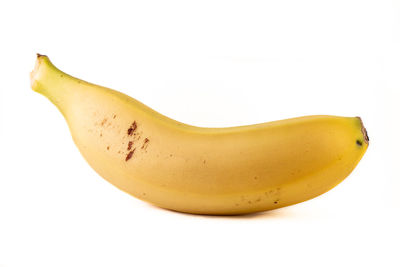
127, 121, 137, 136
127, 141, 133, 150
125, 149, 135, 161
141, 138, 150, 149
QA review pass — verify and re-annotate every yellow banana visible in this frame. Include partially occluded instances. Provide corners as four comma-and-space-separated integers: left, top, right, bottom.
31, 54, 369, 215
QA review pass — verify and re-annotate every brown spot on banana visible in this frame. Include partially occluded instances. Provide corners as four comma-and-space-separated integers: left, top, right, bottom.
127, 141, 133, 151
127, 121, 137, 136
125, 149, 135, 161
141, 138, 149, 150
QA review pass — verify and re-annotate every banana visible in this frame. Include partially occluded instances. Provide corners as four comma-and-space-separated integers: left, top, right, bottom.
31, 54, 369, 215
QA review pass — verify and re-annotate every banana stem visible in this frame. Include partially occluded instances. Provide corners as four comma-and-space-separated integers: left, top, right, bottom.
30, 54, 72, 114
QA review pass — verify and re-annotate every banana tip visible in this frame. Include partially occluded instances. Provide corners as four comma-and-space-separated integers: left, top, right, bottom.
356, 116, 369, 145
36, 53, 47, 58
31, 53, 49, 90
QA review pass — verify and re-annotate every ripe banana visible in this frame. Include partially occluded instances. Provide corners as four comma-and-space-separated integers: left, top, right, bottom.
31, 54, 369, 215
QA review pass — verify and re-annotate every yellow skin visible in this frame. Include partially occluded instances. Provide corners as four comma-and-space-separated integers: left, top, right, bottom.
31, 55, 369, 215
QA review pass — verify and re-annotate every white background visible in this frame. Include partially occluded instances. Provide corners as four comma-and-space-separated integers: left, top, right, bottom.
0, 0, 399, 266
